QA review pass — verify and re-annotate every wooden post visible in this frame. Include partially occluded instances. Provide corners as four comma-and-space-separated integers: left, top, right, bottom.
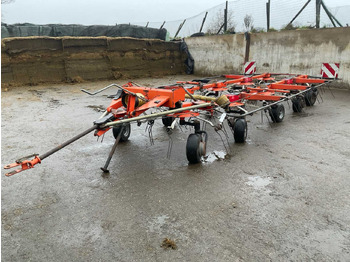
316, 0, 321, 28
160, 21, 166, 29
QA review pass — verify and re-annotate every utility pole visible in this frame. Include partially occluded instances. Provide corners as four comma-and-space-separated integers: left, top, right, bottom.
316, 0, 321, 28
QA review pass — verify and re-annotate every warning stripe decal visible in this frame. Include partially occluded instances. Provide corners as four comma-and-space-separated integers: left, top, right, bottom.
244, 61, 256, 74
321, 63, 339, 78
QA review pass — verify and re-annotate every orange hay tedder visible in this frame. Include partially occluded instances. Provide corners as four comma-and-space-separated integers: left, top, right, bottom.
4, 72, 335, 176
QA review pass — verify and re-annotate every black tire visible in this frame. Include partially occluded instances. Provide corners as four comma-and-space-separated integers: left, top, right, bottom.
112, 123, 131, 142
233, 118, 247, 143
292, 97, 304, 113
190, 32, 205, 37
305, 89, 318, 106
269, 104, 285, 123
186, 134, 201, 164
162, 116, 174, 127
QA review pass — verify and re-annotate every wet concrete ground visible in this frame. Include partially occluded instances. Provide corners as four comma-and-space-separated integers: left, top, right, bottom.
2, 76, 350, 261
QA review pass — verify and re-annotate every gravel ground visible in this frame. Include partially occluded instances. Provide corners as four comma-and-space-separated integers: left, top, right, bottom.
1, 76, 350, 261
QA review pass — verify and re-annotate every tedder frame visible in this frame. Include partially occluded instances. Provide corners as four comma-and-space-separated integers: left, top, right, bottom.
4, 72, 334, 176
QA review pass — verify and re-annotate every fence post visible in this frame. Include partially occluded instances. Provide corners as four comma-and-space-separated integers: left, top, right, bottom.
321, 0, 343, 27
200, 12, 208, 33
266, 0, 270, 31
244, 32, 250, 64
224, 1, 228, 32
287, 0, 312, 28
316, 0, 321, 28
174, 19, 186, 38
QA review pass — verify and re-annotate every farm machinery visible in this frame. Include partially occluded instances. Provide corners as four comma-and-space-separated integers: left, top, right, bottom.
4, 72, 334, 176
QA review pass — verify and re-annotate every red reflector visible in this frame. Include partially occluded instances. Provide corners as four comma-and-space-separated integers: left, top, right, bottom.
285, 79, 294, 84
226, 94, 240, 102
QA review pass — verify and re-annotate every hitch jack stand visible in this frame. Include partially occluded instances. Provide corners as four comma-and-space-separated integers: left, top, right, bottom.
101, 126, 125, 173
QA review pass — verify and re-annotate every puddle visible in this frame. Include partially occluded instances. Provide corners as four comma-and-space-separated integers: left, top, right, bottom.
246, 176, 272, 191
292, 112, 314, 117
148, 215, 169, 233
29, 90, 46, 97
88, 178, 112, 189
255, 124, 270, 131
48, 99, 62, 108
204, 151, 227, 163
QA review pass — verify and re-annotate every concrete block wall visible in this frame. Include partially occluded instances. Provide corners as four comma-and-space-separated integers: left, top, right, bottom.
185, 27, 350, 87
1, 37, 186, 86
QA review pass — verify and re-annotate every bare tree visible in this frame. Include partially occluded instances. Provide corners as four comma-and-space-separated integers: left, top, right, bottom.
244, 14, 254, 32
206, 10, 236, 34
2, 0, 15, 4
2, 0, 15, 23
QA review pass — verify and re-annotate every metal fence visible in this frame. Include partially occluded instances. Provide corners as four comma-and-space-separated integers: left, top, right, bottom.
133, 0, 350, 37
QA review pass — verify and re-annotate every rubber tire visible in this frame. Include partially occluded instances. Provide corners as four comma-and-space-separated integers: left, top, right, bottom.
186, 134, 201, 164
162, 116, 174, 127
292, 97, 304, 113
233, 118, 247, 143
305, 89, 317, 106
112, 123, 131, 142
190, 32, 205, 37
269, 104, 285, 123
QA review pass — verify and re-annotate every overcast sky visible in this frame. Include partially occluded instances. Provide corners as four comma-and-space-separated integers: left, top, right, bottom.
1, 0, 349, 25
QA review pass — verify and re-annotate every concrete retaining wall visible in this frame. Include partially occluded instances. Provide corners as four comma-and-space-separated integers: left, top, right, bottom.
1, 37, 186, 86
185, 27, 350, 87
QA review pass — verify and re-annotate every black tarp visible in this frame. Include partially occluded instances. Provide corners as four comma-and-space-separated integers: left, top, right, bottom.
180, 40, 194, 74
1, 23, 167, 40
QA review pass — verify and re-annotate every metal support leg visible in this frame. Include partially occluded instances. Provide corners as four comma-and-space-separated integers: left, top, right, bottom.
100, 126, 124, 173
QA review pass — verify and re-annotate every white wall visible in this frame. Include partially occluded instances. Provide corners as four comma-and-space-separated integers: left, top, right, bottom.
185, 27, 350, 87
